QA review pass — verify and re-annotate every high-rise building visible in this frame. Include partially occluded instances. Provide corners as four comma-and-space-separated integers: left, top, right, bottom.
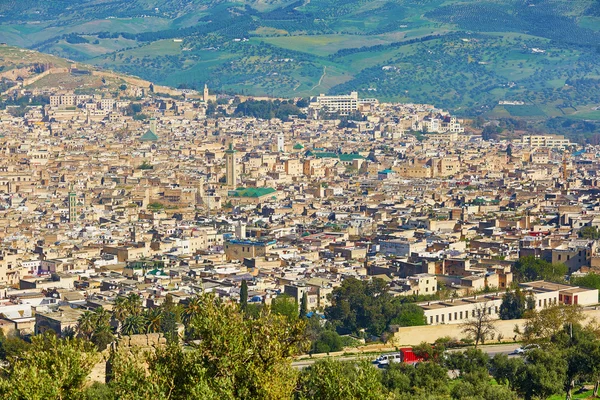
225, 143, 238, 188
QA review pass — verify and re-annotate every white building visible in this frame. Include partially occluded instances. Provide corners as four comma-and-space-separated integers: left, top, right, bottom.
420, 281, 598, 326
521, 134, 571, 149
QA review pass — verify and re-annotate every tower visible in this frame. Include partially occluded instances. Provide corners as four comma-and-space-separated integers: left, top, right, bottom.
225, 143, 238, 188
68, 185, 77, 223
204, 84, 210, 102
235, 221, 247, 239
149, 118, 157, 134
562, 154, 569, 181
277, 133, 284, 152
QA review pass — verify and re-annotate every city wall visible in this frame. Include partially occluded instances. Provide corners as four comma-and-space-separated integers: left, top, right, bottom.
391, 308, 600, 346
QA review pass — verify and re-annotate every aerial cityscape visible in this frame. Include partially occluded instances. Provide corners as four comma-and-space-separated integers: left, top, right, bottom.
1, 1, 600, 399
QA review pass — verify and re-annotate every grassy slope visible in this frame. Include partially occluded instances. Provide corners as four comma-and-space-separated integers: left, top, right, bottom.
1, 0, 600, 118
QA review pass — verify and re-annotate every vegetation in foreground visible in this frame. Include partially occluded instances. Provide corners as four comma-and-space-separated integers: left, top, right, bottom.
0, 291, 598, 399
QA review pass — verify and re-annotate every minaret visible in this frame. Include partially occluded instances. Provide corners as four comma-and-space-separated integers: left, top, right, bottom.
277, 133, 284, 152
204, 84, 210, 102
562, 154, 568, 181
68, 185, 77, 223
149, 118, 157, 134
225, 143, 238, 188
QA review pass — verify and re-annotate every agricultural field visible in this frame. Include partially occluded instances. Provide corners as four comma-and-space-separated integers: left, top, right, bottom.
2, 0, 600, 117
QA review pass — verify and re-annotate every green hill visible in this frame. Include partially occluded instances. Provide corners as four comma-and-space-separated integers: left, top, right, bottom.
2, 0, 600, 118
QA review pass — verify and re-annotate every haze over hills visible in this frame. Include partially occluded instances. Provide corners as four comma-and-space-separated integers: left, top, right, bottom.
2, 0, 600, 119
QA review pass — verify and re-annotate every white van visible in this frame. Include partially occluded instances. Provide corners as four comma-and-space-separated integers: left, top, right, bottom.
372, 353, 402, 367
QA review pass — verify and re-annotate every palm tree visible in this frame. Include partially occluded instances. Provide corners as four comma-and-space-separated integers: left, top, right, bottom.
144, 308, 163, 334
93, 307, 111, 328
126, 293, 142, 316
77, 311, 96, 340
181, 296, 202, 327
121, 314, 146, 336
113, 296, 130, 325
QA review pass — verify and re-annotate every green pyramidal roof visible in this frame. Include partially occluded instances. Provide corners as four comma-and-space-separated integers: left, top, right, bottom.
140, 130, 158, 142
230, 187, 276, 198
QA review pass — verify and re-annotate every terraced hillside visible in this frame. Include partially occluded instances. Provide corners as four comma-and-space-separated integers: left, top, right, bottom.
2, 0, 600, 118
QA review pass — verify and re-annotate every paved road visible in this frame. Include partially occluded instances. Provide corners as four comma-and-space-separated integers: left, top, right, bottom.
292, 343, 520, 369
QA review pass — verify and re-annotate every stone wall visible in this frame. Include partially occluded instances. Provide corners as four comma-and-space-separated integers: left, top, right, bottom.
391, 308, 600, 346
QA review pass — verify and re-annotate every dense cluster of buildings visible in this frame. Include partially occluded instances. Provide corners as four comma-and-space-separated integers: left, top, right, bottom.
0, 84, 597, 337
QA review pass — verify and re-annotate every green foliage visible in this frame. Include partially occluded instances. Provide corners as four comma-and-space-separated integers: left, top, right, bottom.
148, 202, 165, 211
299, 292, 308, 319
519, 304, 584, 344
499, 288, 534, 320
579, 226, 600, 239
234, 99, 305, 121
270, 294, 298, 322
444, 348, 490, 375
513, 256, 567, 282
297, 359, 387, 400
65, 34, 89, 44
0, 334, 99, 400
240, 279, 248, 313
0, 330, 30, 360
571, 273, 600, 301
133, 113, 149, 121
325, 277, 425, 336
77, 307, 114, 351
390, 303, 427, 327
137, 160, 153, 170
381, 361, 450, 397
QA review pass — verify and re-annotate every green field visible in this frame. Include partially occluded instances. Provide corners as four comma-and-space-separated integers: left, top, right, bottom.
1, 0, 600, 118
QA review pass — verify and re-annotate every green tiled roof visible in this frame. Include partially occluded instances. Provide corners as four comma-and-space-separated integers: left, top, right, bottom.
314, 152, 365, 161
230, 187, 277, 198
139, 130, 158, 142
339, 153, 365, 162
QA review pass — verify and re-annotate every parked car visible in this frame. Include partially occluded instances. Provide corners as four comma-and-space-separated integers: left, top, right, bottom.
373, 348, 423, 367
514, 344, 540, 355
373, 353, 402, 367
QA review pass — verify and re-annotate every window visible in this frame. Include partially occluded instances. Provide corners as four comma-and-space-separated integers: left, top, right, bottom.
448, 313, 452, 321
454, 312, 457, 320
460, 311, 463, 319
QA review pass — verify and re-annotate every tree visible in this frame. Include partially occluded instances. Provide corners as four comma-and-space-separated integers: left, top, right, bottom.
121, 314, 146, 336
460, 303, 497, 348
299, 292, 308, 319
579, 226, 600, 239
513, 348, 567, 400
571, 273, 600, 301
77, 307, 113, 350
390, 303, 427, 327
325, 277, 401, 336
186, 293, 307, 398
0, 330, 30, 361
271, 294, 298, 321
518, 304, 583, 344
513, 256, 567, 282
297, 359, 387, 400
490, 353, 524, 391
144, 307, 163, 334
0, 334, 99, 399
499, 288, 534, 320
240, 279, 248, 313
